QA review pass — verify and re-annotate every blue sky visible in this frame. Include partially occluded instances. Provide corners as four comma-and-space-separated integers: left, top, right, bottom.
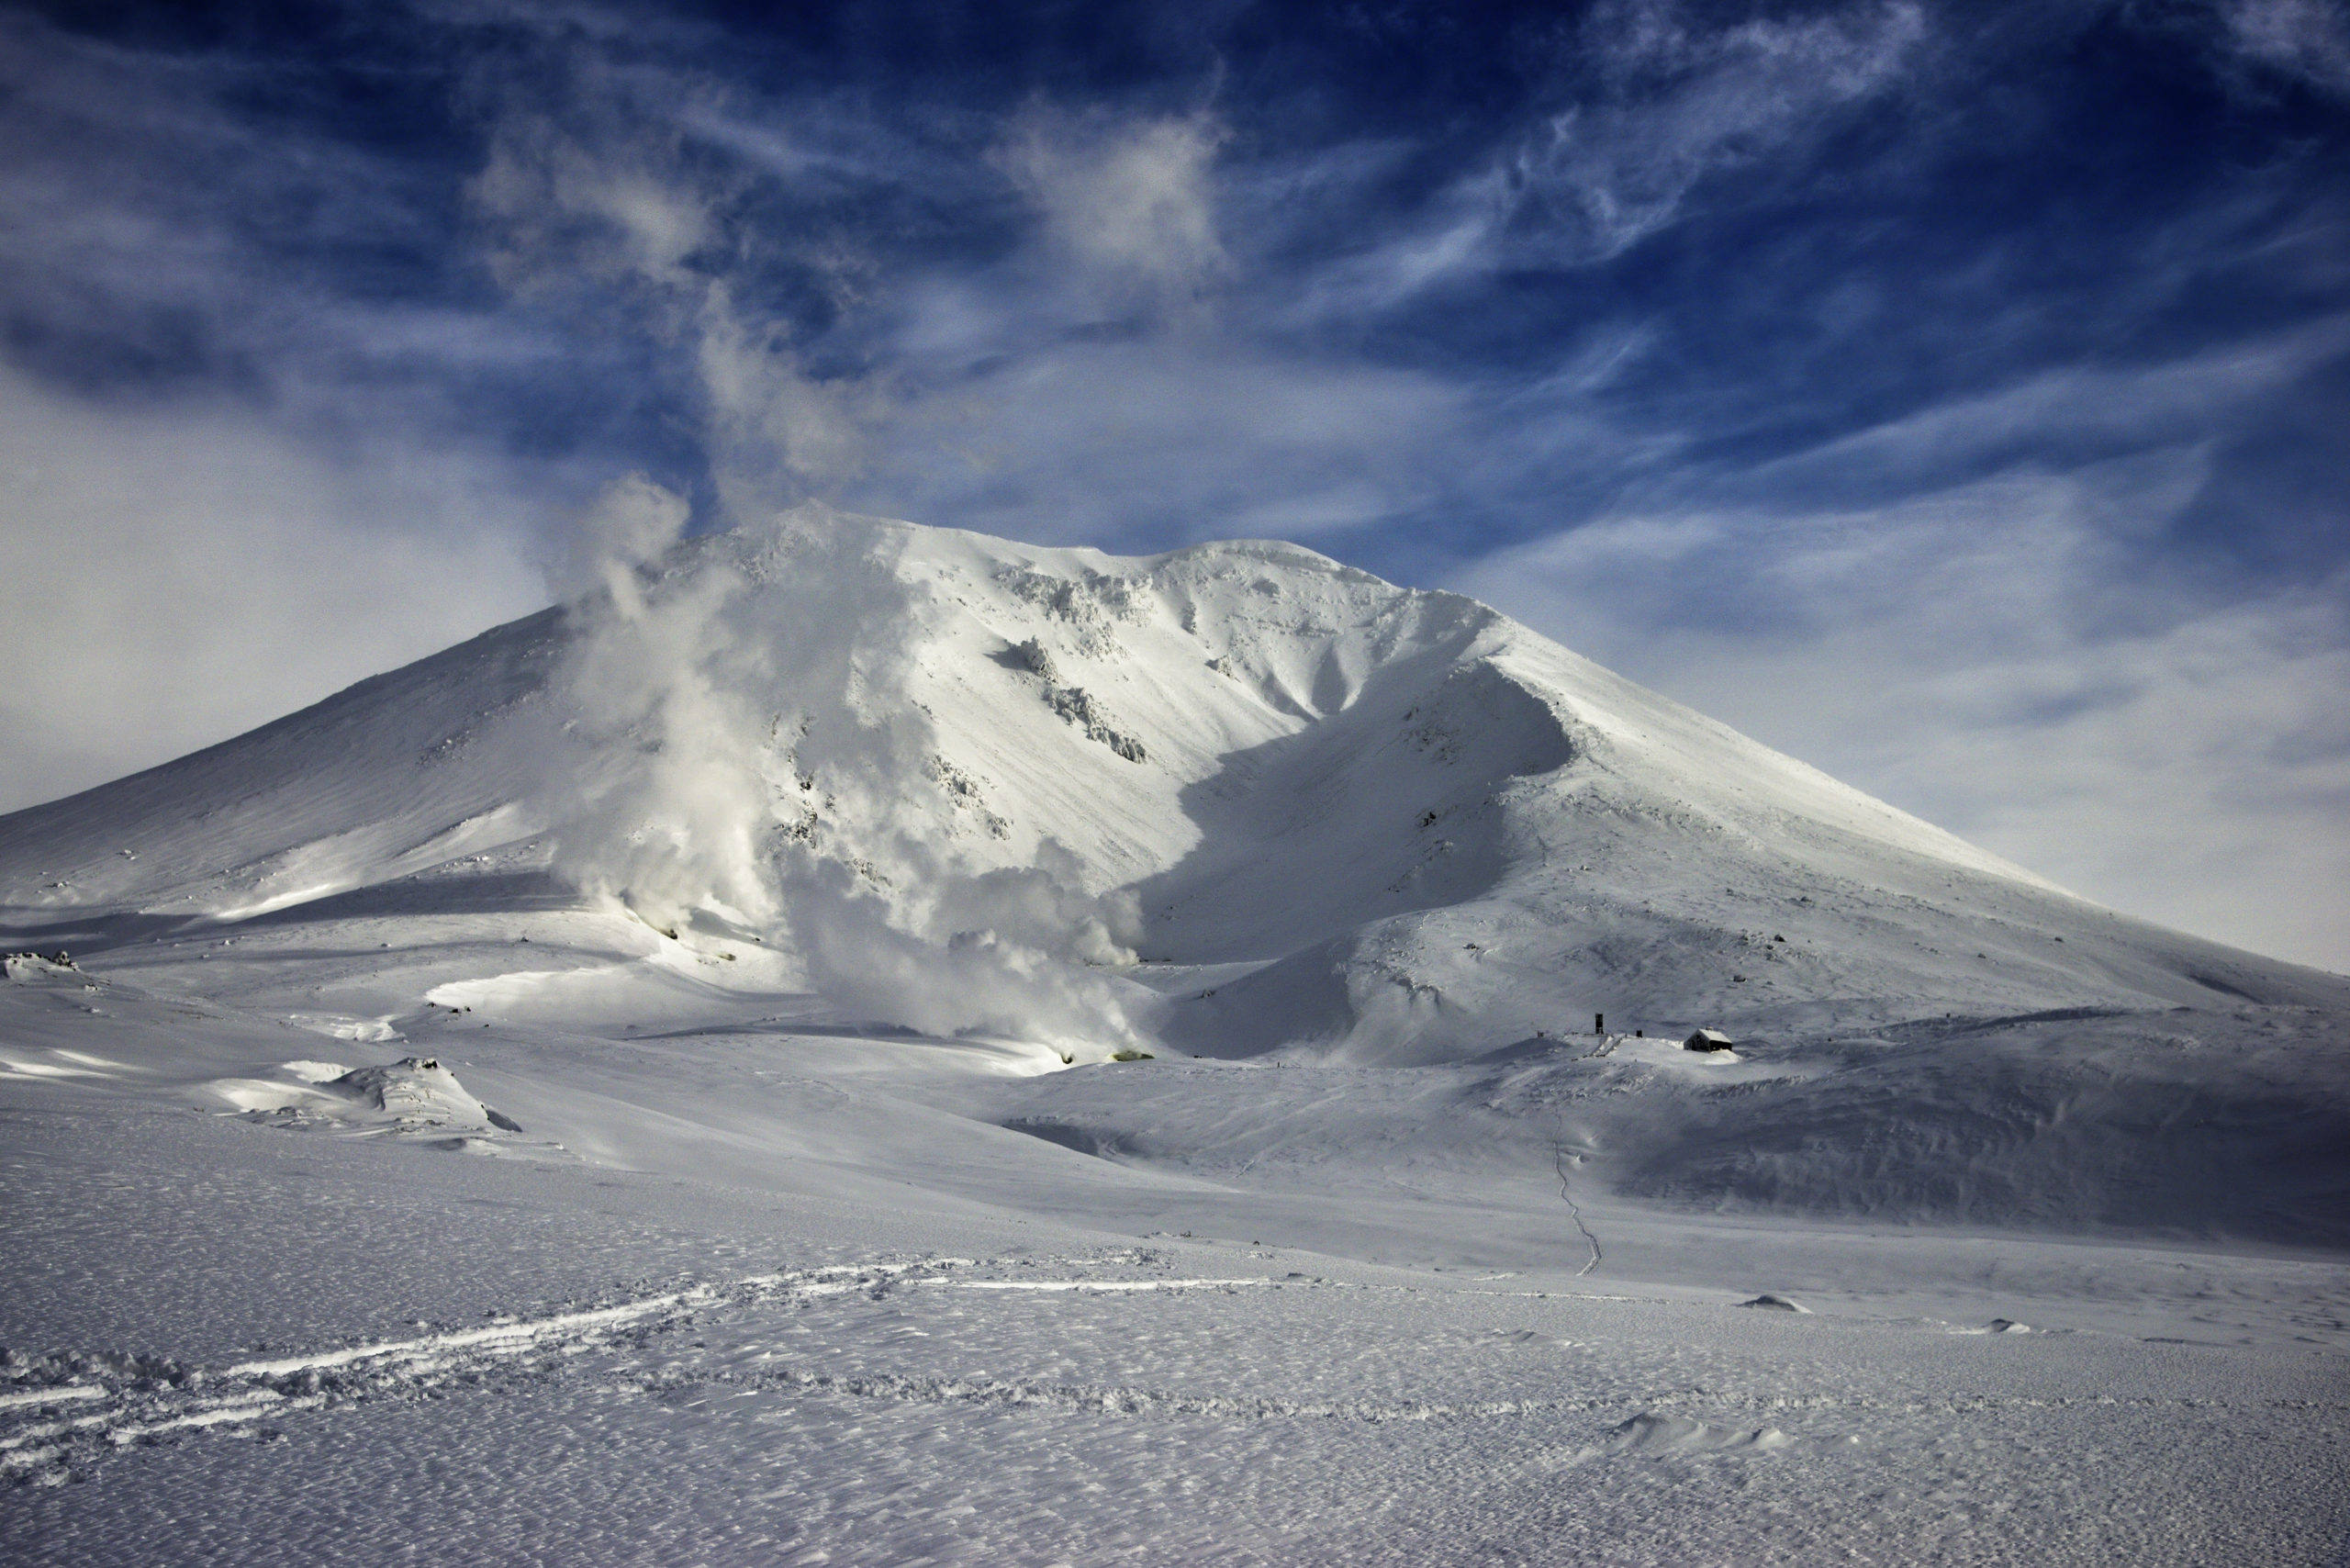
2, 0, 2345, 969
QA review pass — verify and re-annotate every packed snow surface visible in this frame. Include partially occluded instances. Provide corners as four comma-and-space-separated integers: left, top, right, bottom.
3, 510, 2345, 1562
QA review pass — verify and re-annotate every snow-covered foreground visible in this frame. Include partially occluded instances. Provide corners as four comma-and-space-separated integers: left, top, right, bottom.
4, 914, 2346, 1563
3, 512, 2346, 1561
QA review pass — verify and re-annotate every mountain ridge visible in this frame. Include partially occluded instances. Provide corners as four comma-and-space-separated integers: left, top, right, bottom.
2, 510, 2342, 1070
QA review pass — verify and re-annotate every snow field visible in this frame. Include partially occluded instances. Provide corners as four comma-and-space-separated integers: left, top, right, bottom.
8, 1240, 2345, 1564
5, 960, 2346, 1562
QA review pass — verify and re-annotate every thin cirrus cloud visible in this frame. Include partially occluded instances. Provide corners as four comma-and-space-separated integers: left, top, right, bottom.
2214, 0, 2350, 95
1287, 0, 1927, 316
0, 12, 569, 810
0, 0, 2344, 970
1505, 0, 1928, 262
1450, 454, 2350, 972
0, 364, 551, 811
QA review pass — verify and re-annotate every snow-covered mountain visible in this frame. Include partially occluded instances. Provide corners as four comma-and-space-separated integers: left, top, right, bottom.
4, 509, 2346, 1248
4, 509, 2338, 1061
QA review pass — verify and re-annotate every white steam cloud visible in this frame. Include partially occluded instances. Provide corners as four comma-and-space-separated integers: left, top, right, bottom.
470, 108, 885, 519
543, 495, 1150, 1057
472, 84, 1166, 1054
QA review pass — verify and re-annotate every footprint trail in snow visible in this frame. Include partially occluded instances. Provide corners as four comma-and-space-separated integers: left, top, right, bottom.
1, 1254, 1898, 1490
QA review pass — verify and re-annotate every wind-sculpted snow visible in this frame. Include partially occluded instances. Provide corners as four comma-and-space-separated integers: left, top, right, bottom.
3, 1260, 973, 1487
0, 1256, 1654, 1490
8, 1260, 1676, 1493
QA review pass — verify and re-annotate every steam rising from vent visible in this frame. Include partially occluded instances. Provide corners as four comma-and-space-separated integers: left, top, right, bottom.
543, 490, 1149, 1057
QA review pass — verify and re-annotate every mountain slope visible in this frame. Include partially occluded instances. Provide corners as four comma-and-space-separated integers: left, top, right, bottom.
4, 510, 2337, 1063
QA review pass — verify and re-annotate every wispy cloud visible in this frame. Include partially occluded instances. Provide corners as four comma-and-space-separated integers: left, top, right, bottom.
2, 0, 2344, 969
998, 109, 1231, 315
0, 14, 570, 810
1514, 0, 1929, 261
1716, 317, 2350, 510
1453, 442, 2350, 971
0, 365, 547, 810
2210, 0, 2350, 96
1292, 0, 1928, 313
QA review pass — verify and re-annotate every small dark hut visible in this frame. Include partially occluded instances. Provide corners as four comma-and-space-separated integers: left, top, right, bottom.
1683, 1028, 1735, 1053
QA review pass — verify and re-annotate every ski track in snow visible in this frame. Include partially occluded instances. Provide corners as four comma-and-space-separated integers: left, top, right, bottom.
0, 1259, 1315, 1486
12, 1253, 2335, 1493
0, 1260, 1328, 1486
